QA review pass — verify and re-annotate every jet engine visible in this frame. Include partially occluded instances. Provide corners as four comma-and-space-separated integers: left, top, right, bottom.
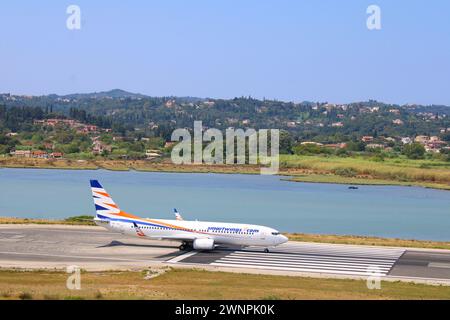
193, 238, 215, 250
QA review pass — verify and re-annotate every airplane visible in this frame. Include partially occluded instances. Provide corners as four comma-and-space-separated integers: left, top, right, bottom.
90, 180, 288, 252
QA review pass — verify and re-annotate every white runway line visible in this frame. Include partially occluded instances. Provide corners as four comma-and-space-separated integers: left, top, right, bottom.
167, 250, 198, 263
210, 242, 405, 276
230, 251, 397, 263
243, 243, 405, 259
209, 262, 386, 276
220, 256, 393, 269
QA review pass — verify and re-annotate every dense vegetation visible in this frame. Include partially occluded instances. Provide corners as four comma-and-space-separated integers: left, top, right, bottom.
1, 90, 449, 161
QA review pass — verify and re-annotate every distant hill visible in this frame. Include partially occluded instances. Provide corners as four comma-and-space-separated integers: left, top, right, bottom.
58, 89, 148, 100
407, 104, 450, 116
1, 91, 449, 141
42, 89, 204, 103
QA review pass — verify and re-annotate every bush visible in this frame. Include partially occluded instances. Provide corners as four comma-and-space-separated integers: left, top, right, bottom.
64, 215, 95, 225
370, 154, 385, 162
335, 148, 349, 157
345, 141, 365, 152
95, 291, 103, 299
403, 143, 425, 159
293, 143, 331, 156
334, 167, 358, 177
19, 292, 33, 300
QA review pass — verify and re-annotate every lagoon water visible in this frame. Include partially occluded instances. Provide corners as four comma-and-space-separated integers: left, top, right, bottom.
0, 168, 449, 241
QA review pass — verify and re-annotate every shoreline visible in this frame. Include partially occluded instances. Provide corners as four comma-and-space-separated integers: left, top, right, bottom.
1, 157, 450, 191
1, 217, 450, 250
283, 175, 450, 191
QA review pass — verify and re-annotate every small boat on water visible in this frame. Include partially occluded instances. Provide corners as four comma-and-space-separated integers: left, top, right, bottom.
348, 186, 359, 190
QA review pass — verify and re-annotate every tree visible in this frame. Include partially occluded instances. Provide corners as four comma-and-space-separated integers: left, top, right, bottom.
441, 132, 450, 142
403, 142, 425, 159
279, 131, 294, 154
293, 143, 331, 155
346, 141, 365, 152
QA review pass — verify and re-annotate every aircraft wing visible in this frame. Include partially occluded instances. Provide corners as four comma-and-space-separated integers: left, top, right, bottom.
133, 222, 198, 242
146, 234, 202, 242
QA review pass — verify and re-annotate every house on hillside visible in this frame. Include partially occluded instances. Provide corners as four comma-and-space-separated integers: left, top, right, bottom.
164, 141, 176, 149
366, 143, 385, 150
415, 135, 429, 144
392, 119, 404, 125
31, 150, 48, 159
50, 152, 64, 159
145, 149, 161, 160
324, 143, 347, 149
300, 141, 323, 146
92, 141, 112, 155
43, 142, 54, 150
286, 121, 296, 128
401, 137, 412, 144
11, 150, 31, 158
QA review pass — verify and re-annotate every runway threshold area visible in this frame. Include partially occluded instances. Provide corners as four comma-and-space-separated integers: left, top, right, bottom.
174, 242, 405, 276
172, 242, 450, 283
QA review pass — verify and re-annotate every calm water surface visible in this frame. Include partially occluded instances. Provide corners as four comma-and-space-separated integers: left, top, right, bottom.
0, 168, 449, 241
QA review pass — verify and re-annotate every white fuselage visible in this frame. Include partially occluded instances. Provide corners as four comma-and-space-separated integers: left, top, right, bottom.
96, 215, 288, 248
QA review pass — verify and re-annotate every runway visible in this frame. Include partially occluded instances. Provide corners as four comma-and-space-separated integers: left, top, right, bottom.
1, 225, 450, 284
0, 224, 181, 270
180, 242, 405, 276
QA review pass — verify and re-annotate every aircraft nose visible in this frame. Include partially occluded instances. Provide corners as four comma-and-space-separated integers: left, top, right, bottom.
279, 235, 288, 244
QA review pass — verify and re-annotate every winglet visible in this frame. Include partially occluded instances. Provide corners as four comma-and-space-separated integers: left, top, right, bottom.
173, 208, 184, 221
133, 222, 146, 237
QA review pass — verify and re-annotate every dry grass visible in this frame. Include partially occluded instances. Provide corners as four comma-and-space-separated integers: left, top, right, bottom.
0, 158, 261, 174
0, 158, 98, 170
0, 268, 449, 300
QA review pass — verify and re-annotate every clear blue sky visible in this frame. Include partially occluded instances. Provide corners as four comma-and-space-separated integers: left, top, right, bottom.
1, 1, 450, 105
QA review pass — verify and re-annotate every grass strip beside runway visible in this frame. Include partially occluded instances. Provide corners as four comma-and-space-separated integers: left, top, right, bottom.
0, 268, 450, 300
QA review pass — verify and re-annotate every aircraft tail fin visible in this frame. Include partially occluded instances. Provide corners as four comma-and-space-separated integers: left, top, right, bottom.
90, 180, 121, 216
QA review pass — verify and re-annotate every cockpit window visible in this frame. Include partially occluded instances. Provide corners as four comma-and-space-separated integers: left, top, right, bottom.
271, 232, 280, 235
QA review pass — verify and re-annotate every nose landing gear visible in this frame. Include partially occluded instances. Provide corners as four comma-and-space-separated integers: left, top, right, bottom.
264, 248, 270, 253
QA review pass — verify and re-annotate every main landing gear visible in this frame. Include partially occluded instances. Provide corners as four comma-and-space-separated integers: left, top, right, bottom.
264, 248, 270, 253
179, 242, 190, 251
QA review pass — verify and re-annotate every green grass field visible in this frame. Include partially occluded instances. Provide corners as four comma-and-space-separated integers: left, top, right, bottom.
280, 154, 450, 190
